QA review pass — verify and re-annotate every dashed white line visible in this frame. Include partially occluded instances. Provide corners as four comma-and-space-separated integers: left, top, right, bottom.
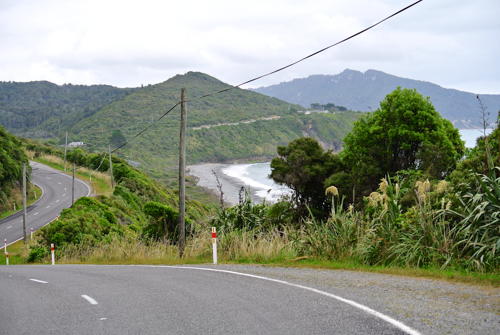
56, 200, 60, 203
7, 226, 12, 229
46, 206, 50, 209
64, 188, 66, 191
81, 295, 98, 305
46, 177, 51, 179
58, 182, 61, 185
100, 318, 107, 321
63, 194, 65, 197
30, 279, 48, 284
33, 212, 39, 216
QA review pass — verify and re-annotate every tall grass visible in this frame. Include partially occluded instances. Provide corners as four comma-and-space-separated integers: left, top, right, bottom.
34, 228, 296, 264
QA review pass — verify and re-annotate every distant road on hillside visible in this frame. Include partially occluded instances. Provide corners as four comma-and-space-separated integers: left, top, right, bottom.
0, 161, 90, 247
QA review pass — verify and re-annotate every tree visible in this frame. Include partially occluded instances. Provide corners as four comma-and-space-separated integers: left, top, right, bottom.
270, 137, 344, 218
0, 125, 30, 192
341, 87, 464, 195
108, 129, 126, 148
143, 201, 178, 242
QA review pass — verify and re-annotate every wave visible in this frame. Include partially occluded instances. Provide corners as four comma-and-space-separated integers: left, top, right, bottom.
221, 163, 291, 202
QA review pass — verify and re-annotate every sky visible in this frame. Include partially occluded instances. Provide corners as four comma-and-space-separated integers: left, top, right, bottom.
0, 0, 498, 94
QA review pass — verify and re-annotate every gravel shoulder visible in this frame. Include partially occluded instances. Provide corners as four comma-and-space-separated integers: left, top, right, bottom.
191, 264, 500, 335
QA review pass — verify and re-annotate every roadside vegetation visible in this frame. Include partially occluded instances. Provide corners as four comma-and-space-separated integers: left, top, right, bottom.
1, 87, 499, 287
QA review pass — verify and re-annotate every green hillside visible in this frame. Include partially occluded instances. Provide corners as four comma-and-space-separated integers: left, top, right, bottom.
0, 81, 136, 139
69, 72, 360, 181
251, 69, 500, 129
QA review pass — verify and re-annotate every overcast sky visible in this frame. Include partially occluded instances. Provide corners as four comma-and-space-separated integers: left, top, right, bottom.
0, 0, 498, 94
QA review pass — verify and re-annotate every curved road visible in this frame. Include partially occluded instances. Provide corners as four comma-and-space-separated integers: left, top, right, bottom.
0, 265, 418, 335
0, 161, 91, 246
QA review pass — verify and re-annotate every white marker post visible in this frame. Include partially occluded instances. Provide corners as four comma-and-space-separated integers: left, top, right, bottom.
31, 228, 33, 239
4, 239, 6, 253
5, 252, 8, 265
51, 243, 55, 265
212, 227, 217, 265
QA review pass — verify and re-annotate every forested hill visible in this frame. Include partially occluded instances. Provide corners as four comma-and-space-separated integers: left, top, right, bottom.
0, 81, 137, 139
69, 71, 360, 181
251, 69, 500, 129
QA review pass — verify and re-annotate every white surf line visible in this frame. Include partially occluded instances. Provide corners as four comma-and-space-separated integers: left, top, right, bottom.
81, 295, 98, 305
161, 266, 422, 335
29, 279, 48, 284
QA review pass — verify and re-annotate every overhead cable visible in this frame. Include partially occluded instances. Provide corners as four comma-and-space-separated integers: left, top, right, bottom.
111, 0, 422, 152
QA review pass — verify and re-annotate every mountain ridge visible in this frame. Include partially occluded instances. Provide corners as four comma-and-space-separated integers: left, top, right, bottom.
251, 69, 500, 129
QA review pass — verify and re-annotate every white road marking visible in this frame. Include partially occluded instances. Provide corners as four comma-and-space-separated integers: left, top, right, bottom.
46, 177, 51, 179
56, 200, 60, 203
58, 182, 61, 185
163, 266, 422, 335
46, 206, 50, 209
63, 194, 65, 197
64, 188, 66, 191
81, 295, 98, 305
7, 226, 12, 229
33, 212, 39, 216
30, 279, 48, 284
100, 318, 107, 320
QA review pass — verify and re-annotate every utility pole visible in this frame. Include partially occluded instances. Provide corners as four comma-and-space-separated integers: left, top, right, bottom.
64, 131, 68, 171
108, 145, 114, 189
178, 88, 187, 257
22, 163, 27, 246
72, 162, 75, 207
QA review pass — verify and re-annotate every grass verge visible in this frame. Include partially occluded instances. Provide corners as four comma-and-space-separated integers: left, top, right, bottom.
0, 185, 42, 221
3, 230, 499, 289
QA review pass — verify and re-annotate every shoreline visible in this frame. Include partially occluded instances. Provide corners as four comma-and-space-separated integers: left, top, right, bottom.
187, 163, 270, 206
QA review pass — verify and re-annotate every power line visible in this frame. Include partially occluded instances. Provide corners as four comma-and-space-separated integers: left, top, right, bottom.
185, 0, 423, 102
110, 0, 422, 153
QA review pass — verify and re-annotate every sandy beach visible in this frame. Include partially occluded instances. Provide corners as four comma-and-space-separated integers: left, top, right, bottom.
187, 163, 272, 206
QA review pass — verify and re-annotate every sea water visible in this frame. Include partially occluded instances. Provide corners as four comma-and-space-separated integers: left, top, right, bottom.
459, 128, 494, 148
221, 128, 495, 203
221, 163, 291, 203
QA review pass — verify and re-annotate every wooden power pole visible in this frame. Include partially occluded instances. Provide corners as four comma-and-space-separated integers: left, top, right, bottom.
108, 145, 114, 189
64, 131, 68, 171
22, 163, 27, 246
72, 162, 75, 207
178, 88, 187, 257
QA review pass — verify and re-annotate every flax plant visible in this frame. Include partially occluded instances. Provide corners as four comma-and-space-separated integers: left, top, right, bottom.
448, 166, 500, 269
381, 178, 456, 268
297, 187, 362, 260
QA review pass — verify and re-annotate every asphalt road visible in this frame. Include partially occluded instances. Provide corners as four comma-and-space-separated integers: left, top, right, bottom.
0, 265, 418, 335
0, 161, 91, 247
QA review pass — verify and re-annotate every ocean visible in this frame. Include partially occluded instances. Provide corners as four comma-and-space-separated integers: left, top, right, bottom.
221, 163, 291, 203
459, 128, 494, 148
220, 128, 495, 203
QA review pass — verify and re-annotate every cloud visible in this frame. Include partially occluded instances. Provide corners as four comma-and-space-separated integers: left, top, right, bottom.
0, 0, 498, 94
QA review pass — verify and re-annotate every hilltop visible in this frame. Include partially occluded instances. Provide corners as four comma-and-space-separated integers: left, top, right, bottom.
0, 81, 136, 139
68, 72, 360, 183
251, 69, 500, 129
